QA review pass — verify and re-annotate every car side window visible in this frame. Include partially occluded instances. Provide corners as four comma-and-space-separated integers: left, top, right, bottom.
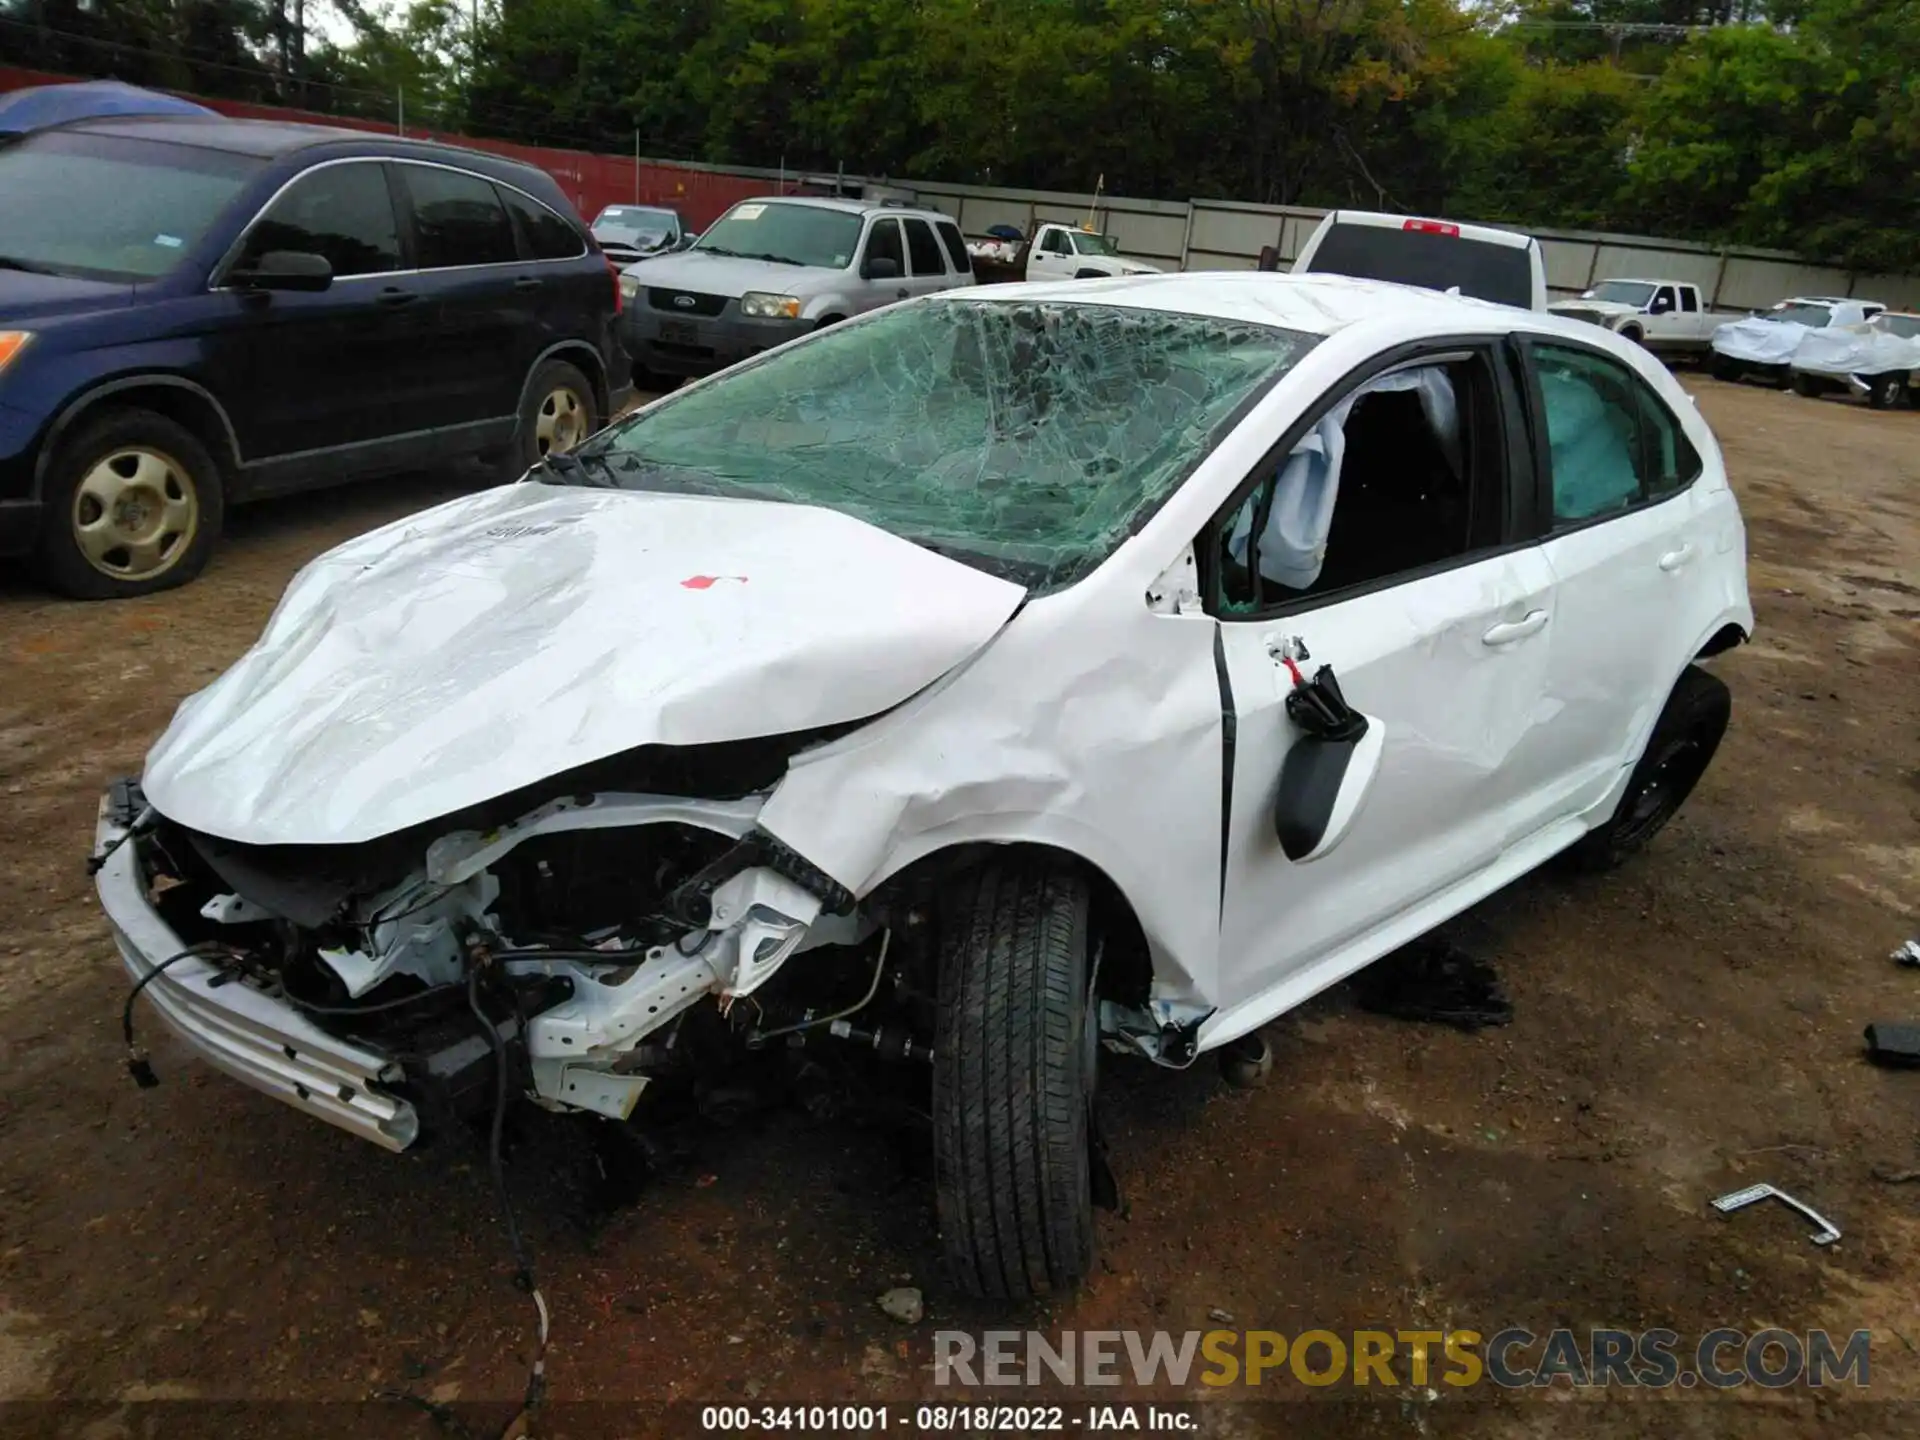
1042, 228, 1071, 255
235, 162, 400, 278
903, 217, 946, 276
1534, 344, 1702, 525
863, 218, 904, 273
1679, 287, 1700, 313
936, 220, 972, 273
400, 165, 517, 269
1651, 285, 1676, 315
1212, 353, 1508, 615
496, 184, 585, 261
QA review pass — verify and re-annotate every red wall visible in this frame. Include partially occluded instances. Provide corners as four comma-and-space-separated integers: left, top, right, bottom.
0, 66, 771, 229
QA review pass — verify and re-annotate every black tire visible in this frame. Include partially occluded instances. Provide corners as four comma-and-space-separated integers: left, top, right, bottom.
1791, 373, 1823, 398
1867, 374, 1906, 410
31, 407, 223, 600
629, 362, 676, 394
1618, 324, 1644, 346
1708, 355, 1741, 382
1765, 363, 1793, 390
1565, 665, 1730, 872
933, 860, 1096, 1301
509, 358, 599, 476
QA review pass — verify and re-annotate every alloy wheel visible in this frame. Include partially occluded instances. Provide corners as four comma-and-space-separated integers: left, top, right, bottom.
70, 446, 199, 582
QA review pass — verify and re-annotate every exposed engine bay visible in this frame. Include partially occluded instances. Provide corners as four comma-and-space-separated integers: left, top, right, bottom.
122, 734, 961, 1142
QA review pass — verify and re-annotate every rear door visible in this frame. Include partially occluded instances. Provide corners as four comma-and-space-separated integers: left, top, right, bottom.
392, 161, 527, 433
1211, 340, 1569, 1021
205, 158, 413, 473
1520, 338, 1716, 818
900, 215, 954, 298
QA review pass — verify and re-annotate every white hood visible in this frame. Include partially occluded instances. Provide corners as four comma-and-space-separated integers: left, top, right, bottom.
143, 483, 1025, 846
1549, 299, 1637, 320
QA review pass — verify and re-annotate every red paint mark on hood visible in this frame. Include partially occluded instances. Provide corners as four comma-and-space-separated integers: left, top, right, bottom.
680, 574, 749, 590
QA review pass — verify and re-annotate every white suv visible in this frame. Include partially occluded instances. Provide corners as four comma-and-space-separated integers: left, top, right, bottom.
96, 273, 1750, 1302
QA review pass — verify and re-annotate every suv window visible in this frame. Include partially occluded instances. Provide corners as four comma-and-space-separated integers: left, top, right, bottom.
1679, 287, 1700, 314
936, 220, 972, 273
235, 162, 400, 279
903, 217, 946, 276
1302, 223, 1533, 309
1215, 354, 1507, 612
400, 164, 517, 269
497, 184, 585, 261
864, 218, 904, 274
1534, 344, 1701, 524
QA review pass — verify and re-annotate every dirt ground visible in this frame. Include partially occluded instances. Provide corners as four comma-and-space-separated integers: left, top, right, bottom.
1, 378, 1917, 1439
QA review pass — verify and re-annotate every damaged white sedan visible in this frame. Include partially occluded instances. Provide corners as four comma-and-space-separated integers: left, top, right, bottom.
95, 273, 1752, 1301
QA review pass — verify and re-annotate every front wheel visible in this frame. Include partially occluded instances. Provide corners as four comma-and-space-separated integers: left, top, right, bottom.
1791, 373, 1823, 398
1565, 665, 1730, 872
933, 860, 1096, 1301
32, 408, 224, 600
1709, 354, 1742, 382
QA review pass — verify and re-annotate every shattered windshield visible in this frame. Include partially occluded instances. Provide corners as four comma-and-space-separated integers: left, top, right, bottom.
571, 298, 1315, 589
1586, 281, 1656, 306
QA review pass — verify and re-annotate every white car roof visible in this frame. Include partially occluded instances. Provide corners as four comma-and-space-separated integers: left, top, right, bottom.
948, 270, 1546, 337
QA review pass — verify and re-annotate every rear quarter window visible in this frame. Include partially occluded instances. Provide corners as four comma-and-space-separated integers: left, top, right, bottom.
1302, 224, 1533, 309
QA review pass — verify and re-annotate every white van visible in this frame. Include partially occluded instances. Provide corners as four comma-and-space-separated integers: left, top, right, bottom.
1292, 210, 1549, 311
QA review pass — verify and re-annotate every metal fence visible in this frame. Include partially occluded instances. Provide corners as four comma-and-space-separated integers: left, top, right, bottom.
6, 63, 1916, 310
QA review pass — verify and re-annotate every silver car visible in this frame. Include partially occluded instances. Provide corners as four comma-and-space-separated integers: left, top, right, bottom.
619, 196, 975, 382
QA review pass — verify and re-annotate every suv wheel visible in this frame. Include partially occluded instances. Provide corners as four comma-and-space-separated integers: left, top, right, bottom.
1867, 374, 1908, 410
933, 859, 1097, 1300
1709, 355, 1742, 382
1565, 665, 1730, 872
33, 408, 223, 600
512, 359, 599, 473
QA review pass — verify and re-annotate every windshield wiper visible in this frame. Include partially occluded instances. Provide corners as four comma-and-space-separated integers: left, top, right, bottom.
0, 255, 58, 275
696, 245, 741, 258
746, 252, 806, 266
527, 450, 632, 489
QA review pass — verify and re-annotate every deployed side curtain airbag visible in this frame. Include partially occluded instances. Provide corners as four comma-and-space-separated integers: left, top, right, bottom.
1229, 366, 1460, 591
1538, 367, 1637, 521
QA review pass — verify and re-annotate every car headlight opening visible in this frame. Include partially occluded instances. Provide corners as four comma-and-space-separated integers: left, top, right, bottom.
740, 292, 802, 320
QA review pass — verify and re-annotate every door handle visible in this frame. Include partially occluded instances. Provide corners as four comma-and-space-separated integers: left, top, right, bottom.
1659, 543, 1696, 572
1482, 609, 1549, 647
514, 276, 542, 292
376, 287, 419, 308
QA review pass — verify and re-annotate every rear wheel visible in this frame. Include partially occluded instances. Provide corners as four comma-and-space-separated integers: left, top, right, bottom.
1791, 373, 1823, 398
933, 860, 1096, 1301
508, 359, 598, 477
1867, 374, 1908, 410
1709, 354, 1742, 382
32, 408, 223, 600
1565, 665, 1730, 872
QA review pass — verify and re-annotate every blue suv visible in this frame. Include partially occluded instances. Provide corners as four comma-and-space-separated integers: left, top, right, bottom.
0, 115, 626, 598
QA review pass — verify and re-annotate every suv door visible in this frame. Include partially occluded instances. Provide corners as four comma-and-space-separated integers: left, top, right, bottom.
1210, 342, 1570, 1019
393, 162, 528, 436
900, 216, 952, 298
1519, 339, 1717, 818
204, 159, 411, 479
857, 217, 910, 311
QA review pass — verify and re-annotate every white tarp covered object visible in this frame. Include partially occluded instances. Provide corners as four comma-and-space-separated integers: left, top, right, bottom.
1712, 299, 1870, 365
1791, 319, 1920, 378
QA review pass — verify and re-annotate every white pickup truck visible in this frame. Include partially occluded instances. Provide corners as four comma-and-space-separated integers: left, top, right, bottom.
1548, 279, 1721, 357
967, 222, 1162, 283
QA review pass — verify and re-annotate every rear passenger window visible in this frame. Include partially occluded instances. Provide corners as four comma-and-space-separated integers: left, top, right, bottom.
401, 165, 516, 269
1535, 344, 1701, 524
903, 217, 945, 276
1679, 288, 1699, 313
236, 162, 400, 278
497, 184, 585, 261
936, 221, 972, 273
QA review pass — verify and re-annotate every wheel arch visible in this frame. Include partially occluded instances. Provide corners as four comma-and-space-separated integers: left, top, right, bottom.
519, 340, 609, 416
34, 376, 240, 494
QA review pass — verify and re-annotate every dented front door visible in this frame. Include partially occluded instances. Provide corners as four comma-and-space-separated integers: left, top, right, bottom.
1212, 546, 1564, 1023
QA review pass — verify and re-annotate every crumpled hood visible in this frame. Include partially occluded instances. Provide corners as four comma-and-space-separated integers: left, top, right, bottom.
142, 483, 1026, 846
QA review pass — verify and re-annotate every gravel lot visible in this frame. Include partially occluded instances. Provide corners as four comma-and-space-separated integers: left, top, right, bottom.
1, 379, 1917, 1438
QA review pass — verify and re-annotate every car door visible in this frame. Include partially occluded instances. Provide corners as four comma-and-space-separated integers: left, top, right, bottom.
1210, 342, 1572, 1020
857, 217, 910, 311
1520, 339, 1717, 818
392, 161, 527, 434
1027, 226, 1074, 282
202, 158, 413, 478
900, 216, 953, 298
